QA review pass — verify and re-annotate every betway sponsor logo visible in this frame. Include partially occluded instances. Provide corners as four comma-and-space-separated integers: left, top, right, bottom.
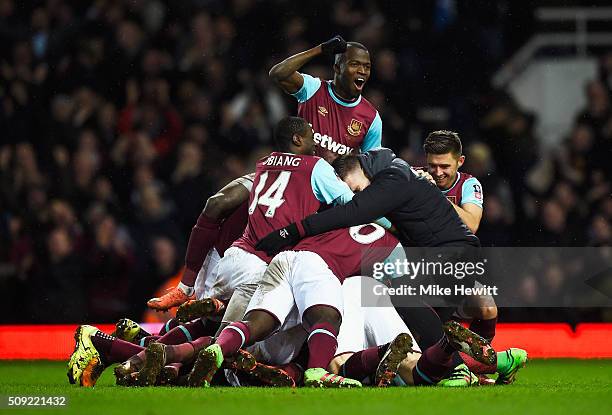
313, 132, 355, 155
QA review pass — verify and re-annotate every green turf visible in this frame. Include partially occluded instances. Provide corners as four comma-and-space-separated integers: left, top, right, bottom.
0, 360, 611, 415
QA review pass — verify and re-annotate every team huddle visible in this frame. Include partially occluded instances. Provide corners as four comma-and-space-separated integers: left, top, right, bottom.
68, 36, 527, 388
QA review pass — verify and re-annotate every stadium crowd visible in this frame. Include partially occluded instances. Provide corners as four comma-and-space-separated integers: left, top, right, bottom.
0, 0, 610, 323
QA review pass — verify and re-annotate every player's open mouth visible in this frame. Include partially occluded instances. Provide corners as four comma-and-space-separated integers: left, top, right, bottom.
354, 78, 366, 90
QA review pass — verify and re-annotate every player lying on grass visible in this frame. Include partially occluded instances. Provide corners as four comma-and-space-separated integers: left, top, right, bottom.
68, 274, 523, 387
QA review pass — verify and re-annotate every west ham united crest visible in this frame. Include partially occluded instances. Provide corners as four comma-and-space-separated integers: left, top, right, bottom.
318, 106, 328, 116
347, 118, 363, 136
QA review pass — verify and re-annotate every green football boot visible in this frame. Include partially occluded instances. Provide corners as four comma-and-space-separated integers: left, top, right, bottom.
303, 368, 362, 388
111, 318, 151, 344
187, 344, 224, 387
67, 325, 105, 387
496, 348, 528, 385
437, 363, 479, 387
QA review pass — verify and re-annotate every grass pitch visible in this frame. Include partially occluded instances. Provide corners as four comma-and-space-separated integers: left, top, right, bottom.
0, 360, 611, 415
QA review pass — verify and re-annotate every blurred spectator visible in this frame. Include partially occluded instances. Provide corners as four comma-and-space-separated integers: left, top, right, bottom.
86, 214, 135, 321
28, 227, 86, 323
170, 141, 213, 233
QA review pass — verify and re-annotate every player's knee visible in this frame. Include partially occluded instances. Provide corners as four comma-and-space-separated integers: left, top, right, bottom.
302, 305, 341, 331
478, 305, 498, 320
243, 312, 279, 342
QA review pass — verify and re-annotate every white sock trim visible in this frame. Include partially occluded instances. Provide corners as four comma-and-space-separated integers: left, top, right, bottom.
177, 282, 194, 296
308, 328, 336, 341
226, 325, 246, 348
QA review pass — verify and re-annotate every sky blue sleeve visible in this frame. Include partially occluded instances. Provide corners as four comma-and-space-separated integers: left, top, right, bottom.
311, 160, 392, 227
311, 159, 354, 205
291, 73, 322, 103
361, 111, 382, 152
461, 177, 484, 208
373, 217, 392, 229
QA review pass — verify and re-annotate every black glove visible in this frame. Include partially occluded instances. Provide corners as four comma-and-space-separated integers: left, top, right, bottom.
255, 222, 302, 256
321, 35, 347, 56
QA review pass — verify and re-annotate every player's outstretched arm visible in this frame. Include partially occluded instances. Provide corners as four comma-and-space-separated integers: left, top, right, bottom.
269, 35, 347, 94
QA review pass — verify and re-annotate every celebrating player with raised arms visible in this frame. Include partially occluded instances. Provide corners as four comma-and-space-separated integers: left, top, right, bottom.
269, 36, 382, 163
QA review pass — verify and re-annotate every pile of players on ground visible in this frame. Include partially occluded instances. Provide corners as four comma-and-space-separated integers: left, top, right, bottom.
66, 124, 527, 388
67, 37, 528, 389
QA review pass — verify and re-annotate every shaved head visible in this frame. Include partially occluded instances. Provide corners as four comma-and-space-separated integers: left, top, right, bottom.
334, 42, 369, 65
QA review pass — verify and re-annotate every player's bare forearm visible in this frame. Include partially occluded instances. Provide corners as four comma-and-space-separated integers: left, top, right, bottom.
204, 174, 253, 220
452, 203, 482, 233
268, 45, 322, 94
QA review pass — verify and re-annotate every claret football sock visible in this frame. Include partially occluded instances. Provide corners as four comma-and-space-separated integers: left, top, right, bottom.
412, 336, 455, 385
158, 318, 181, 336
306, 322, 339, 369
91, 332, 144, 364
459, 352, 497, 374
216, 322, 251, 356
280, 362, 304, 385
340, 343, 388, 381
157, 319, 207, 345
165, 336, 213, 364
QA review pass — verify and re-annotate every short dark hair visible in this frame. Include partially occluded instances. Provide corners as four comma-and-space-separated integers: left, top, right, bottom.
423, 130, 462, 157
334, 42, 369, 65
332, 155, 362, 179
274, 116, 309, 152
